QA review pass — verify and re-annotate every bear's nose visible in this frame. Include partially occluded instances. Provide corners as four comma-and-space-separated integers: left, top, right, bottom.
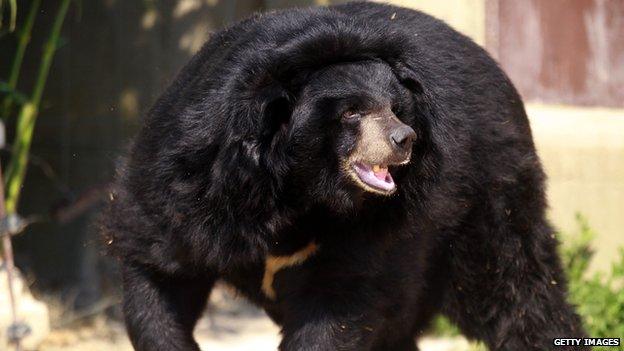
390, 125, 416, 152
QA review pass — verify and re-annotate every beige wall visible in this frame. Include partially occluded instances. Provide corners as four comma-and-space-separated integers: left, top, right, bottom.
383, 0, 624, 271
377, 0, 486, 45
528, 104, 624, 271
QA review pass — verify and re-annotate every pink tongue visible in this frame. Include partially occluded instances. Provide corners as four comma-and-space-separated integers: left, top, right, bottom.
373, 168, 388, 180
353, 162, 396, 192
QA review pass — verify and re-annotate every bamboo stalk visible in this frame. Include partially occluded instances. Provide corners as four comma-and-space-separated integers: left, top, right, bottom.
8, 0, 16, 31
4, 0, 71, 213
5, 102, 35, 213
0, 0, 41, 121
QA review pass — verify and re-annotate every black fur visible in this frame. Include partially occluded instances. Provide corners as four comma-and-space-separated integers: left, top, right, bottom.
102, 2, 587, 350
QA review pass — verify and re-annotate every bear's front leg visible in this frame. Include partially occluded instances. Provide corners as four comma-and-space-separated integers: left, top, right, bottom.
442, 214, 588, 351
279, 313, 377, 351
276, 288, 389, 351
122, 263, 215, 351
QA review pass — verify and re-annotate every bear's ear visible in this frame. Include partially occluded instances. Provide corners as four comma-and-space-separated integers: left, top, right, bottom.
258, 87, 293, 146
390, 61, 424, 95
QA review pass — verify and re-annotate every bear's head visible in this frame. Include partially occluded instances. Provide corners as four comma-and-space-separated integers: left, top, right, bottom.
256, 59, 422, 212
203, 21, 434, 215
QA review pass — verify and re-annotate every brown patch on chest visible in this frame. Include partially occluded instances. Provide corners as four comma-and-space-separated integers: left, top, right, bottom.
262, 242, 318, 300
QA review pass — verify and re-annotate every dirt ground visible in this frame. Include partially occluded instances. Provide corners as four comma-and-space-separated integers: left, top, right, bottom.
38, 287, 475, 351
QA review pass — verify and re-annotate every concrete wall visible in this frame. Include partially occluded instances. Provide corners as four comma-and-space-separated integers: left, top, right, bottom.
528, 104, 624, 271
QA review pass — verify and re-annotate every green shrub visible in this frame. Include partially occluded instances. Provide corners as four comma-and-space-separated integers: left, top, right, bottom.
428, 314, 461, 336
560, 214, 624, 339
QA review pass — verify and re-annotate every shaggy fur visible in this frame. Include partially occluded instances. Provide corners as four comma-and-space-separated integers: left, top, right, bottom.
102, 2, 587, 350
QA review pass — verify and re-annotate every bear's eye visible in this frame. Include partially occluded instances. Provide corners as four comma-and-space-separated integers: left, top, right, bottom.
342, 110, 362, 120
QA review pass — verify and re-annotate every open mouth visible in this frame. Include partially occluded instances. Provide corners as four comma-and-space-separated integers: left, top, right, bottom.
351, 162, 396, 194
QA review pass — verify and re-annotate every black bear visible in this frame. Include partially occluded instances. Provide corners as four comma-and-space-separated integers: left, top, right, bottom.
102, 2, 587, 350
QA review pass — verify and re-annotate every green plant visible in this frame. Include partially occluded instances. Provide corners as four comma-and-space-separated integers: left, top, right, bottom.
428, 314, 461, 337
0, 0, 18, 33
560, 214, 624, 339
1, 0, 71, 214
